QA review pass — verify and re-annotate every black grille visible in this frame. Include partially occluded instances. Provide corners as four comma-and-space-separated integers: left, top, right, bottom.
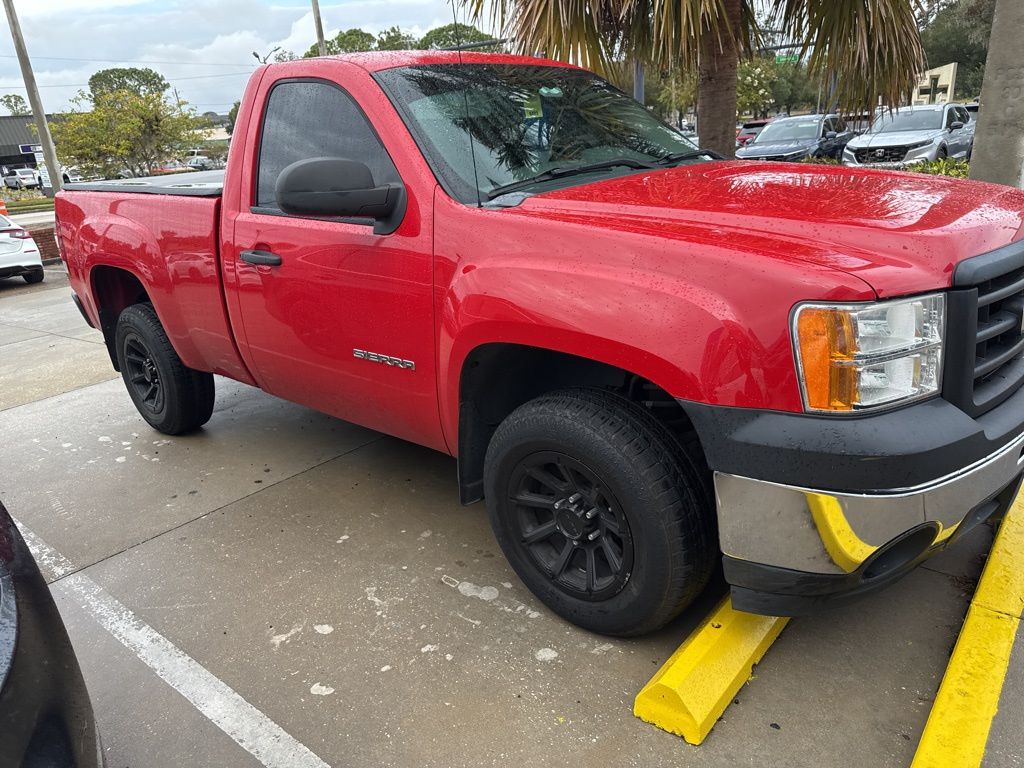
854, 146, 909, 164
945, 241, 1024, 417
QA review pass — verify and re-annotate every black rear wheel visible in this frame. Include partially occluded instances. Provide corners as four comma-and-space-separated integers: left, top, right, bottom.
115, 303, 215, 435
22, 270, 43, 284
484, 388, 716, 636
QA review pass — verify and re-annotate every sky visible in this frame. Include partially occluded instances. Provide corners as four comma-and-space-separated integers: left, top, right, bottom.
0, 0, 485, 115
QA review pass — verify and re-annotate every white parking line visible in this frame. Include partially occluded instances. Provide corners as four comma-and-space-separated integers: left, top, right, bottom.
16, 521, 330, 768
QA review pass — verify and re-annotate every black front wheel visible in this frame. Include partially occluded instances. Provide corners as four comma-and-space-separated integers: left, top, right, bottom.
484, 389, 716, 636
115, 303, 215, 435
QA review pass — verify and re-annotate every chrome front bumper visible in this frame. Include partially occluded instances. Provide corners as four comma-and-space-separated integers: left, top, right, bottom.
715, 430, 1024, 576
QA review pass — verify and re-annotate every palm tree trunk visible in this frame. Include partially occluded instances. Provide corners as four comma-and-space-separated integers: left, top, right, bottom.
696, 0, 741, 158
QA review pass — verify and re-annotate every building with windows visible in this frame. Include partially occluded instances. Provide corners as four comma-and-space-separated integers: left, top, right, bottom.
0, 114, 51, 174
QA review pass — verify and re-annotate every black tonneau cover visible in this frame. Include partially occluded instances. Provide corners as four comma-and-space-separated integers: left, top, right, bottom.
63, 169, 224, 197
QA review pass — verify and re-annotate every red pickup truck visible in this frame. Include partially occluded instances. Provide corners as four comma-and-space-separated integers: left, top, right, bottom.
56, 52, 1024, 636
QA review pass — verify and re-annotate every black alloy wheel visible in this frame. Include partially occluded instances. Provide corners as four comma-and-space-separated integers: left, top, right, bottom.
115, 303, 215, 435
123, 335, 166, 416
508, 451, 633, 601
484, 388, 717, 636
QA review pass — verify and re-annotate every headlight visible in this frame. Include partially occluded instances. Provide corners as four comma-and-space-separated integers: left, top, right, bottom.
792, 294, 945, 413
905, 139, 936, 150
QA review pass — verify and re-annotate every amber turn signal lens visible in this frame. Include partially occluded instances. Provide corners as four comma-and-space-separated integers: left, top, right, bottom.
795, 307, 856, 411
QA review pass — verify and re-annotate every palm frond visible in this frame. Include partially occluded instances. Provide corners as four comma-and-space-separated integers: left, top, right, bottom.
772, 0, 924, 113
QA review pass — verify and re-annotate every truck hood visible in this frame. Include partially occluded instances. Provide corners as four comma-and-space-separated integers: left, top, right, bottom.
513, 160, 1024, 297
846, 129, 945, 150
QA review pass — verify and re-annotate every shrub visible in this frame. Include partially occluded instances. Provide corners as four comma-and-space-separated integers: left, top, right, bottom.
912, 158, 971, 178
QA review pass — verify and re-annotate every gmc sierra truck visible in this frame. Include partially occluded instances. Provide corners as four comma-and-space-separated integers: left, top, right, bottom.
56, 52, 1024, 636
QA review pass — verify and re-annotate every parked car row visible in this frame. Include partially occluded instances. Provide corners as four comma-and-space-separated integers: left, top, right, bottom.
731, 102, 977, 169
736, 114, 854, 161
2, 166, 85, 189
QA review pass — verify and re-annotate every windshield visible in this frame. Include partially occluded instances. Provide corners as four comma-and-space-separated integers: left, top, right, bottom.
376, 64, 701, 203
871, 110, 943, 133
752, 119, 820, 143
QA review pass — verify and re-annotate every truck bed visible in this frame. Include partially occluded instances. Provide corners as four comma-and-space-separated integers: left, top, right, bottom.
54, 184, 253, 385
64, 169, 224, 197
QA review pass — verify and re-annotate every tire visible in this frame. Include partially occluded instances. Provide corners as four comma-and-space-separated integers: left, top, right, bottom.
22, 271, 43, 284
937, 146, 948, 160
483, 388, 716, 636
114, 303, 215, 435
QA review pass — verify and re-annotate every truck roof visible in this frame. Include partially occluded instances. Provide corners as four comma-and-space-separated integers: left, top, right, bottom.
279, 50, 583, 73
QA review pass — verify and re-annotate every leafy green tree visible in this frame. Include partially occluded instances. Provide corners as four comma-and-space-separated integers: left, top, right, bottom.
652, 68, 697, 127
51, 89, 205, 178
921, 0, 995, 99
88, 67, 169, 98
0, 94, 29, 116
736, 59, 775, 117
418, 23, 495, 50
375, 26, 418, 50
769, 61, 817, 115
304, 28, 376, 57
226, 100, 241, 134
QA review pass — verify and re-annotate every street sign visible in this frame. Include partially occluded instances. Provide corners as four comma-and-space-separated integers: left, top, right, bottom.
775, 54, 800, 64
18, 143, 41, 154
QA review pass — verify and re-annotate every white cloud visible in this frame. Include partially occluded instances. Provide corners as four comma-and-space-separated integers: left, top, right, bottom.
0, 0, 480, 113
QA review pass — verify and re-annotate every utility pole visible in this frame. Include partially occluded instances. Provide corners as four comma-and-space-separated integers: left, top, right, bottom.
2, 0, 62, 194
311, 0, 327, 57
969, 0, 1023, 189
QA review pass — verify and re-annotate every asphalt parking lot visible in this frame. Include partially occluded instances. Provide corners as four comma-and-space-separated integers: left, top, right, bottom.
1, 269, 1021, 768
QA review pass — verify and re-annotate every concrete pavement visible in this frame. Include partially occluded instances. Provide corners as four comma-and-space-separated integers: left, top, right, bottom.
0, 271, 1019, 767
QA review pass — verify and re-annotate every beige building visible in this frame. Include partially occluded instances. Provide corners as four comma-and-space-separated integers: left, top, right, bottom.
912, 62, 959, 105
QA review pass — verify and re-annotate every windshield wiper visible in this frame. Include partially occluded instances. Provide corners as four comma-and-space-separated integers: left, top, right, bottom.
654, 149, 722, 165
486, 157, 658, 200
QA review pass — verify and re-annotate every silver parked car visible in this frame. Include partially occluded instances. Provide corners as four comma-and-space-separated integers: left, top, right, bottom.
842, 103, 974, 169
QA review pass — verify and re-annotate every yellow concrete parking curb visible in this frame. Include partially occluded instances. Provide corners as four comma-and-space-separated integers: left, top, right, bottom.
633, 597, 789, 745
911, 496, 1024, 768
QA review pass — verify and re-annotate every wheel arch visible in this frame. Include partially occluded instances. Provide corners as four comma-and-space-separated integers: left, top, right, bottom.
455, 342, 701, 504
90, 264, 153, 370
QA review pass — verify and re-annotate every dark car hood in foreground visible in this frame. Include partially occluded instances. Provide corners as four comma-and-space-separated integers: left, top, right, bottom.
515, 161, 1024, 297
0, 506, 100, 767
736, 139, 816, 159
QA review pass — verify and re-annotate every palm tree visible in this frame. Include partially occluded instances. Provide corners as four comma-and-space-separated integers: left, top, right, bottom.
467, 0, 924, 158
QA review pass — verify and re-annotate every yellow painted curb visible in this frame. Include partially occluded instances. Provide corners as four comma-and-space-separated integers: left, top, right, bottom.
911, 495, 1024, 768
633, 597, 789, 745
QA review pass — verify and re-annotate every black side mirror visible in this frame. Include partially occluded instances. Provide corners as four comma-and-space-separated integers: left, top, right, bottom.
825, 131, 838, 140
275, 157, 406, 235
950, 121, 964, 131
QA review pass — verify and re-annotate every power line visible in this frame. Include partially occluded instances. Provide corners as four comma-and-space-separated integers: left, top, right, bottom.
0, 70, 254, 90
0, 54, 249, 67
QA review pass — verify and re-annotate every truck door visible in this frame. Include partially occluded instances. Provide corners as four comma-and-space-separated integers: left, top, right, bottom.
225, 77, 444, 451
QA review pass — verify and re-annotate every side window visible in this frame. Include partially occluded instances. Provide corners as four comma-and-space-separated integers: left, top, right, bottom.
945, 107, 957, 128
255, 80, 400, 209
835, 117, 847, 132
957, 106, 971, 124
